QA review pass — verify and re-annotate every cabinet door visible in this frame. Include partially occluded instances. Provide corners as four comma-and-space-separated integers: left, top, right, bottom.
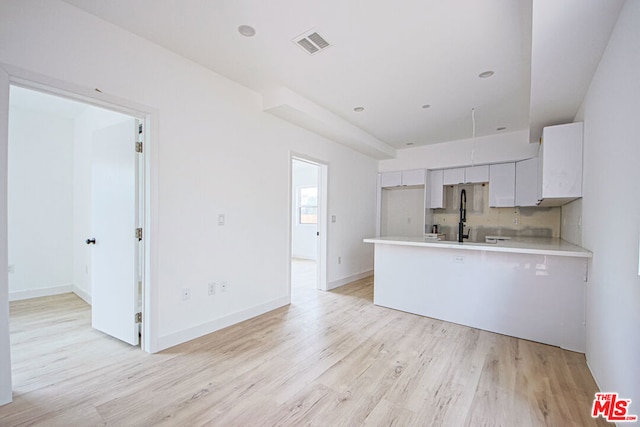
489, 163, 515, 207
401, 169, 425, 186
380, 171, 402, 188
515, 158, 538, 207
540, 122, 583, 199
428, 170, 444, 209
465, 165, 489, 183
443, 168, 465, 185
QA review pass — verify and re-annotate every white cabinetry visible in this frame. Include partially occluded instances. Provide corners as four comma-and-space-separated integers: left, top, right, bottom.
380, 171, 402, 187
380, 169, 425, 188
489, 163, 515, 207
377, 169, 426, 237
401, 169, 426, 186
464, 165, 490, 183
442, 165, 489, 185
428, 169, 444, 209
515, 157, 538, 207
537, 122, 583, 206
443, 168, 465, 185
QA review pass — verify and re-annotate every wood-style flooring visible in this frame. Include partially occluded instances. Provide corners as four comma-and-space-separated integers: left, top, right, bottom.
1, 277, 606, 426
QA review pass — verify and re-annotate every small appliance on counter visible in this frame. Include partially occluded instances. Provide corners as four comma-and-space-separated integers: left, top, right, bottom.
485, 236, 512, 244
424, 233, 446, 241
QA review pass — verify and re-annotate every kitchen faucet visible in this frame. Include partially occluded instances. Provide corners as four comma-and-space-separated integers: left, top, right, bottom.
458, 188, 470, 243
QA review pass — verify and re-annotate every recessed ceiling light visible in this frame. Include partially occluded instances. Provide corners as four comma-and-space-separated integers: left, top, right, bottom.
479, 70, 494, 78
496, 126, 507, 131
238, 25, 256, 37
422, 104, 431, 109
353, 106, 365, 112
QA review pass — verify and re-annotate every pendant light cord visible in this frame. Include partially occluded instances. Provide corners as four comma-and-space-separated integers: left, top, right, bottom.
470, 108, 477, 167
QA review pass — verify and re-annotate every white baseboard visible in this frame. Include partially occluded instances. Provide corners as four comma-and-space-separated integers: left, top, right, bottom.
156, 296, 290, 352
327, 270, 373, 291
9, 284, 74, 301
72, 286, 92, 305
586, 358, 604, 392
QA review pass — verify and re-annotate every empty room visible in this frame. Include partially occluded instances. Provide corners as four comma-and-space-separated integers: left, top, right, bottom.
0, 0, 638, 425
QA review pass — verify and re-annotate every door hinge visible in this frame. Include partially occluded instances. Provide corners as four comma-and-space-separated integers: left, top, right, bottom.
135, 228, 143, 241
135, 141, 143, 153
135, 312, 142, 324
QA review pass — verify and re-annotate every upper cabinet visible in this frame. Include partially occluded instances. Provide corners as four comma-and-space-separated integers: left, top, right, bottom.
515, 157, 539, 207
442, 165, 489, 185
489, 163, 516, 207
537, 122, 583, 206
380, 169, 425, 188
380, 171, 402, 187
465, 165, 490, 183
428, 169, 444, 209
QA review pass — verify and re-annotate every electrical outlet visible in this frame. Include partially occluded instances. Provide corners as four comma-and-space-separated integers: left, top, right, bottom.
221, 281, 228, 292
208, 282, 216, 295
218, 214, 225, 226
338, 256, 342, 264
453, 256, 465, 263
8, 264, 15, 274
181, 288, 191, 301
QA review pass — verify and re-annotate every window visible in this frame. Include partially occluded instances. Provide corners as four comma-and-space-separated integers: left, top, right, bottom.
299, 187, 318, 224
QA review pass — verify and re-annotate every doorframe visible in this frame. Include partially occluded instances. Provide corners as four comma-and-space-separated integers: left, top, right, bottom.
0, 63, 158, 360
289, 153, 328, 292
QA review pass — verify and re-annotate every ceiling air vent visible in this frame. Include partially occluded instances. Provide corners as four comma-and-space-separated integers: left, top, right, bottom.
293, 30, 331, 55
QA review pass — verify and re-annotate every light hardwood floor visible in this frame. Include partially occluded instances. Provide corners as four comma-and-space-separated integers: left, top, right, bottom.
2, 277, 606, 426
291, 258, 317, 289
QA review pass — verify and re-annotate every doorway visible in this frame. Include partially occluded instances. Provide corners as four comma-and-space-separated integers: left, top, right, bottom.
7, 85, 144, 346
290, 156, 328, 292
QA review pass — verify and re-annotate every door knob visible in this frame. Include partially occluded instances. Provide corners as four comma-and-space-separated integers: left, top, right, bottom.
86, 238, 96, 245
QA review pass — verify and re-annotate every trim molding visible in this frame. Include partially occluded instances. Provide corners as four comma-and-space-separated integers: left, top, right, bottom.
72, 286, 92, 305
156, 296, 290, 351
9, 284, 74, 301
327, 270, 373, 291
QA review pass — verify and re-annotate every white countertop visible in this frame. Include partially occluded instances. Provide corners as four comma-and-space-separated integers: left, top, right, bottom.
363, 236, 592, 258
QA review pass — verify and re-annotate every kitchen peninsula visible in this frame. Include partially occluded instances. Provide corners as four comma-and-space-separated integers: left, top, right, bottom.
363, 236, 591, 352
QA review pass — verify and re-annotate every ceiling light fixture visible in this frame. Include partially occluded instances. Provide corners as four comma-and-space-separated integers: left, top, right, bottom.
353, 107, 365, 112
238, 25, 256, 37
479, 70, 494, 78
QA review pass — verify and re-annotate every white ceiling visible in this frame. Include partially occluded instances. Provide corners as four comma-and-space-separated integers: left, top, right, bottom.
60, 0, 624, 157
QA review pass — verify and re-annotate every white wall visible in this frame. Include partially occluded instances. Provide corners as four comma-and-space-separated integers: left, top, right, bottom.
574, 0, 640, 404
0, 0, 377, 357
379, 129, 539, 172
8, 106, 74, 299
72, 107, 133, 302
291, 160, 317, 260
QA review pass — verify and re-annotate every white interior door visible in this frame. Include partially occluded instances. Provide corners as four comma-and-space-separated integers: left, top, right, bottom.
0, 67, 14, 404
90, 119, 140, 345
